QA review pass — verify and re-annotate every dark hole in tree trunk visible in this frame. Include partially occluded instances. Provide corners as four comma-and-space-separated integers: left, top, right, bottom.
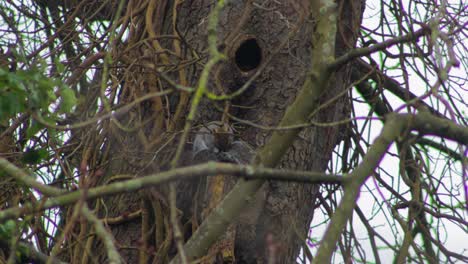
235, 38, 262, 72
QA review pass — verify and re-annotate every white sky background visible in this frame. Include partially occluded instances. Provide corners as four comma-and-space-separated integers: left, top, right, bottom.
302, 0, 467, 263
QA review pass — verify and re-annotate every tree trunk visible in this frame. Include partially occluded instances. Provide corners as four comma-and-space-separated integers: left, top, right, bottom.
66, 0, 364, 263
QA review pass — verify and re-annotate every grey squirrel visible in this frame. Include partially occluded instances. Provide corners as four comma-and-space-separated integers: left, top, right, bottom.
192, 122, 254, 165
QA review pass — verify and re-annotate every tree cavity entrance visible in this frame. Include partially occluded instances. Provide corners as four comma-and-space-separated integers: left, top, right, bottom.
234, 38, 262, 72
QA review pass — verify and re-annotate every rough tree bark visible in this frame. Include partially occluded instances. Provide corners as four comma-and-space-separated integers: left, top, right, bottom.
62, 0, 364, 263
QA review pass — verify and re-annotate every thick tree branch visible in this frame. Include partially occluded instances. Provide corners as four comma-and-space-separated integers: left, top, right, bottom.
352, 59, 445, 119
356, 73, 464, 160
0, 162, 343, 222
407, 112, 468, 144
415, 137, 463, 161
0, 158, 63, 196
